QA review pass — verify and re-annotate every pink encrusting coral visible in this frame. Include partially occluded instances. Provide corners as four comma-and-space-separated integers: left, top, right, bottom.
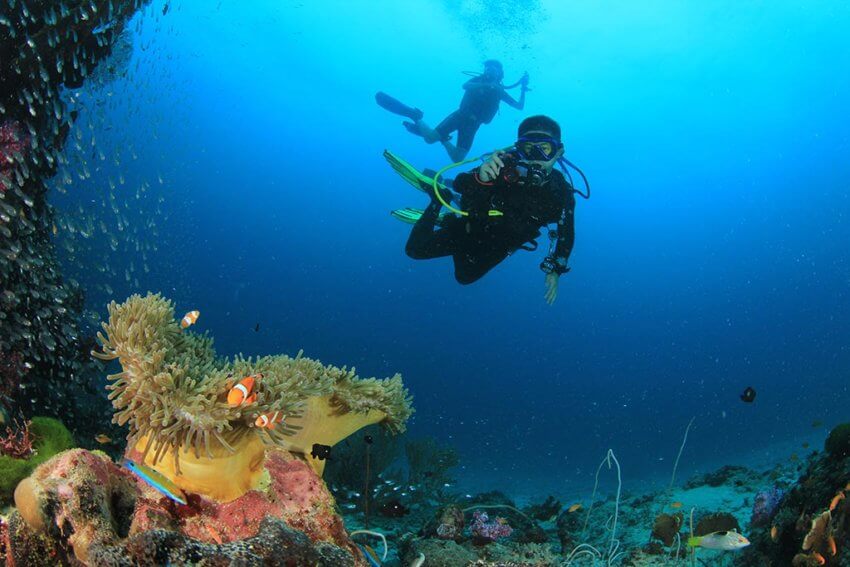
12, 447, 368, 565
149, 448, 355, 551
470, 510, 513, 543
0, 120, 30, 192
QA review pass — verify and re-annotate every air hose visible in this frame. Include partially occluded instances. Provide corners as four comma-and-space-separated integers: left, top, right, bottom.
431, 147, 514, 217
431, 148, 591, 217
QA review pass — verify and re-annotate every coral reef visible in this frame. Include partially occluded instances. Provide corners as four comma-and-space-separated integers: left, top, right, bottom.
0, 417, 74, 502
684, 464, 753, 489
525, 495, 562, 522
94, 293, 412, 500
0, 0, 150, 446
432, 505, 465, 541
824, 422, 850, 459
556, 502, 583, 553
399, 532, 558, 567
470, 510, 513, 544
751, 486, 785, 527
743, 433, 850, 566
9, 447, 366, 565
0, 121, 30, 193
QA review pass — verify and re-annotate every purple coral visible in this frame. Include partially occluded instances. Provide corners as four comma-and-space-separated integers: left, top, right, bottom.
751, 486, 785, 527
470, 510, 513, 543
0, 120, 30, 193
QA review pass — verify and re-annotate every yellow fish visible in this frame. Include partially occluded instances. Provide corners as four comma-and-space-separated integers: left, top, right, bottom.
568, 503, 582, 513
95, 434, 112, 444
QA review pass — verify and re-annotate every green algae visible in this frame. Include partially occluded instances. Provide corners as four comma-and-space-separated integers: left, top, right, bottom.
0, 417, 75, 501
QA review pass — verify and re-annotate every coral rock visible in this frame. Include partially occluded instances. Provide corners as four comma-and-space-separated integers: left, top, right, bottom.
87, 517, 356, 566
429, 505, 465, 541
13, 449, 139, 563
524, 495, 562, 522
10, 448, 366, 566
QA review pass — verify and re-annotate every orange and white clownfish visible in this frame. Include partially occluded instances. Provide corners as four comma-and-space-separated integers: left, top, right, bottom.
255, 411, 285, 429
180, 310, 200, 329
227, 374, 260, 407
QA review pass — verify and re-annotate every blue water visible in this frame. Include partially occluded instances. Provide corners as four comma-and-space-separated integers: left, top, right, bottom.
54, 0, 850, 499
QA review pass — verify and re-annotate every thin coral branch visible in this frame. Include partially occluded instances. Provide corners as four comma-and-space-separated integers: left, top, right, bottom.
0, 418, 34, 459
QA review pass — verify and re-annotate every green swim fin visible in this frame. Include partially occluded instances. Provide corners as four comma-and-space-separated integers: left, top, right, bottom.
390, 207, 453, 226
383, 150, 452, 197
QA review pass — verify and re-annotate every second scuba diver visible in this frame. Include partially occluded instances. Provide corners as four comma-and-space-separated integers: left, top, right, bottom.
376, 60, 528, 162
400, 115, 585, 305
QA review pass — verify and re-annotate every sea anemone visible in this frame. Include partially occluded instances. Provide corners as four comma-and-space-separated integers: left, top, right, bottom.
94, 293, 413, 500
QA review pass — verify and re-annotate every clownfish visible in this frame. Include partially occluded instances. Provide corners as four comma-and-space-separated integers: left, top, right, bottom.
255, 411, 284, 429
227, 374, 260, 407
180, 310, 200, 329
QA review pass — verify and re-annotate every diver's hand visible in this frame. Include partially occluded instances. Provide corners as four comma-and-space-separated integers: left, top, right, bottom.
479, 152, 506, 183
520, 72, 530, 88
544, 272, 559, 305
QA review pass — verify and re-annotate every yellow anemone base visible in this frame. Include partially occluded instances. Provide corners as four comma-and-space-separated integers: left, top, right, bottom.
282, 395, 387, 476
132, 433, 266, 503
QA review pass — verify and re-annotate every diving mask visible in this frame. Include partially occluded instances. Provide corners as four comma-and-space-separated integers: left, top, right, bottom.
515, 136, 563, 162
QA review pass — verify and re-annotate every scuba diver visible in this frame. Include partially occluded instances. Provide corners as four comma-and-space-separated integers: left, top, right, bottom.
386, 115, 589, 305
376, 60, 529, 162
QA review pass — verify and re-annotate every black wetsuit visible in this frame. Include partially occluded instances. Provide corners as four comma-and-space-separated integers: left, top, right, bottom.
434, 76, 503, 152
406, 168, 575, 284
